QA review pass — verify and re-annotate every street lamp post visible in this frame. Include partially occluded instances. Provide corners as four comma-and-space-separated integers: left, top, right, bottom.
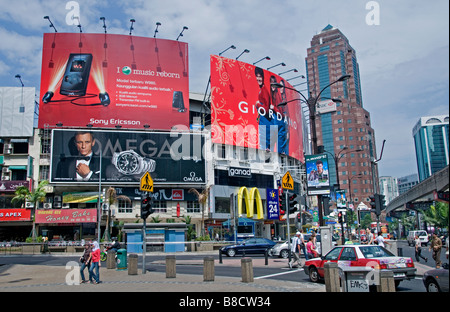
348, 173, 363, 243
272, 74, 351, 226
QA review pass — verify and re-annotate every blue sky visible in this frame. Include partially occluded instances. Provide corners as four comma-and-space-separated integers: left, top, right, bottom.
0, 0, 448, 179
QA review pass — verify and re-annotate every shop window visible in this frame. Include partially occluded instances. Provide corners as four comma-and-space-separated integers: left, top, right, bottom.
152, 200, 167, 214
215, 197, 230, 214
118, 198, 132, 213
187, 201, 200, 213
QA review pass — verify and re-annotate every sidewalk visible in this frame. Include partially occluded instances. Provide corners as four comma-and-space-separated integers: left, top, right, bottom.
0, 255, 324, 293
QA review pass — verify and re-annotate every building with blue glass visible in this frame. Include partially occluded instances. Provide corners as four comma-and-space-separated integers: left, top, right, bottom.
305, 25, 379, 207
412, 115, 449, 182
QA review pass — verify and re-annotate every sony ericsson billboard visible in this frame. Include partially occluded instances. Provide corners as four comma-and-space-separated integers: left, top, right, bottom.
50, 129, 205, 185
38, 33, 189, 130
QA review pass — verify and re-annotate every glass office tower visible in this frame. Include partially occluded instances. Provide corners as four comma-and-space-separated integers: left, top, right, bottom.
413, 115, 449, 181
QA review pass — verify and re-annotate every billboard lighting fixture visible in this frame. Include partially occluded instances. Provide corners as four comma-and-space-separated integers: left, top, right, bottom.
144, 124, 150, 129
15, 74, 24, 87
219, 45, 236, 56
100, 17, 107, 34
253, 56, 271, 65
267, 62, 285, 71
115, 125, 122, 129
56, 122, 63, 127
154, 22, 161, 38
235, 49, 250, 60
43, 16, 58, 32
129, 19, 136, 36
176, 26, 188, 41
278, 68, 298, 76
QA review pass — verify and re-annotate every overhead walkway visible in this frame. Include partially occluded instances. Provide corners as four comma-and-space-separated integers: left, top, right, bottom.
386, 166, 449, 214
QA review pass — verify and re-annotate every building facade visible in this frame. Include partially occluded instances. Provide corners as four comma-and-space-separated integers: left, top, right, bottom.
379, 176, 399, 205
412, 115, 449, 182
305, 25, 379, 207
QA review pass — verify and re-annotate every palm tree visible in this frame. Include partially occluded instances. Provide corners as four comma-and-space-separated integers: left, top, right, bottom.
103, 187, 131, 241
189, 186, 211, 237
422, 202, 449, 232
12, 180, 49, 242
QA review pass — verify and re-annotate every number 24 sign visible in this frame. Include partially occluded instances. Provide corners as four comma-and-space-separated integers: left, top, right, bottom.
267, 189, 279, 220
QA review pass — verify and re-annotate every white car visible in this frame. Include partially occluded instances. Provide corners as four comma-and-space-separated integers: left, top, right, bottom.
407, 230, 429, 246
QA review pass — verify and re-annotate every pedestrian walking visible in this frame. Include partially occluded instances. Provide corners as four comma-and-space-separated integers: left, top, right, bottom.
375, 232, 389, 248
299, 229, 308, 260
306, 237, 318, 259
79, 242, 92, 283
429, 233, 442, 268
414, 235, 427, 263
289, 232, 302, 268
89, 241, 101, 284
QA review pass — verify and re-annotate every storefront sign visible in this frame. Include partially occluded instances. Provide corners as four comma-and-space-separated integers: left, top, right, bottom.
267, 189, 279, 220
237, 187, 264, 220
0, 180, 30, 192
228, 167, 252, 178
35, 209, 97, 224
0, 209, 31, 222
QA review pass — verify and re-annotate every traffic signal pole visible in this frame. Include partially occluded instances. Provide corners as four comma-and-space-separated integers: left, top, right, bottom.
285, 189, 291, 264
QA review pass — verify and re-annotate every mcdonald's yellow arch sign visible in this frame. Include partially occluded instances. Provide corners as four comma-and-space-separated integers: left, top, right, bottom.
237, 187, 264, 219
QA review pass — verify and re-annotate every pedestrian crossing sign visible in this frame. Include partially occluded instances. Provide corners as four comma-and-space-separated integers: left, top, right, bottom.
140, 172, 154, 192
282, 171, 294, 190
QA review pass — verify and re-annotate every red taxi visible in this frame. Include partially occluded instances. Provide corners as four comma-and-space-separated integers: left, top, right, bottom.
304, 245, 416, 287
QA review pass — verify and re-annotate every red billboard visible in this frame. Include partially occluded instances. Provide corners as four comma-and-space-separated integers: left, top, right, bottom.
210, 55, 305, 162
0, 209, 31, 222
38, 33, 189, 130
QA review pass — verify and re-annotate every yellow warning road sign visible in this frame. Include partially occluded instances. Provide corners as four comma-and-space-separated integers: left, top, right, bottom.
282, 171, 294, 190
140, 172, 154, 192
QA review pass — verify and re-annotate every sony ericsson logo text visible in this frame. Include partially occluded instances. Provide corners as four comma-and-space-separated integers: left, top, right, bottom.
118, 66, 181, 78
228, 167, 252, 178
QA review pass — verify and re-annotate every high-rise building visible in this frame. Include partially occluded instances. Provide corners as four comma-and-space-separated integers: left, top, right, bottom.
397, 173, 419, 195
305, 25, 379, 206
412, 115, 449, 181
379, 176, 399, 205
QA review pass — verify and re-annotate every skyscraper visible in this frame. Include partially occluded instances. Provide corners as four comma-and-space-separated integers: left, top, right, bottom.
412, 115, 449, 181
305, 25, 379, 206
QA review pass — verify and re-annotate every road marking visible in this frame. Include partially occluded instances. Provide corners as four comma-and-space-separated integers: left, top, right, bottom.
255, 268, 304, 279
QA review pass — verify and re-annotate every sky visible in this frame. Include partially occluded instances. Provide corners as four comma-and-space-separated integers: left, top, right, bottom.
0, 0, 448, 179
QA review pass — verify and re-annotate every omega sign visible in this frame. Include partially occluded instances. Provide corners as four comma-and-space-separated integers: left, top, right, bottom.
228, 167, 252, 178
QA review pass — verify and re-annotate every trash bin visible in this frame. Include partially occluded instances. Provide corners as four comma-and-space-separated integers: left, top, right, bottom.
116, 249, 127, 270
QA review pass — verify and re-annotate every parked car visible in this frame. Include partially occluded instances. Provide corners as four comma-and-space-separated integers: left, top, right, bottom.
303, 245, 416, 287
407, 230, 429, 246
423, 263, 449, 292
270, 234, 338, 258
220, 237, 276, 257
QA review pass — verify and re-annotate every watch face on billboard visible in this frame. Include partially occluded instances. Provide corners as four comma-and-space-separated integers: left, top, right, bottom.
50, 129, 205, 185
38, 33, 189, 130
210, 55, 305, 162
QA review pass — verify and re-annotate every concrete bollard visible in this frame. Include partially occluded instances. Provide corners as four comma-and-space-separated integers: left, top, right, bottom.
377, 270, 396, 292
106, 250, 116, 269
166, 255, 176, 278
324, 262, 340, 292
203, 256, 215, 282
241, 257, 254, 283
128, 253, 138, 275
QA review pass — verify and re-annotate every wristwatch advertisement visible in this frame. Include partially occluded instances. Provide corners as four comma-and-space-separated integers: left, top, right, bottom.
112, 150, 156, 175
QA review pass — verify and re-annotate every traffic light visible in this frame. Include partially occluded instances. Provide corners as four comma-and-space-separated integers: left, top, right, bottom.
288, 194, 299, 214
322, 196, 331, 216
279, 192, 286, 220
369, 195, 377, 214
141, 195, 153, 219
337, 211, 343, 223
377, 194, 386, 212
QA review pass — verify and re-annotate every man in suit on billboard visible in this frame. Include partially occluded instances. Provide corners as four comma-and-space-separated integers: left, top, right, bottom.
56, 131, 101, 181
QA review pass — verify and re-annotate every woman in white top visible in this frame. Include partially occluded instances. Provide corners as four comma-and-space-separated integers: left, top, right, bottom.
414, 235, 428, 263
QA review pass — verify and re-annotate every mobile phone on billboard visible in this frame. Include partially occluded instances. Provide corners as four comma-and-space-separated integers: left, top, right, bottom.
172, 91, 186, 113
60, 53, 93, 96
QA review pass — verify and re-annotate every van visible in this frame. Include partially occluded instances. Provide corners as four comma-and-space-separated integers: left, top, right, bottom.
407, 230, 429, 246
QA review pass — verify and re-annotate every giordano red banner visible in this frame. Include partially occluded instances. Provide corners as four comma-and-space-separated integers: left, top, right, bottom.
35, 208, 97, 224
210, 55, 305, 162
38, 33, 189, 130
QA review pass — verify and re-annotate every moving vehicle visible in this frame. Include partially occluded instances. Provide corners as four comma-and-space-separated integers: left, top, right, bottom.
270, 234, 338, 258
407, 230, 429, 246
303, 245, 416, 287
220, 237, 276, 257
423, 263, 449, 292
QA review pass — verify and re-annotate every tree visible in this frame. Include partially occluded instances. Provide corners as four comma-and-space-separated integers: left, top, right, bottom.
422, 202, 449, 232
12, 180, 49, 242
103, 187, 131, 241
189, 186, 211, 237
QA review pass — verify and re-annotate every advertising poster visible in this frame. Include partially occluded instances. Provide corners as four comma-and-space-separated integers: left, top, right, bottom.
336, 190, 346, 209
210, 55, 305, 162
306, 154, 330, 195
267, 188, 279, 220
35, 208, 97, 224
38, 33, 189, 130
50, 129, 205, 185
